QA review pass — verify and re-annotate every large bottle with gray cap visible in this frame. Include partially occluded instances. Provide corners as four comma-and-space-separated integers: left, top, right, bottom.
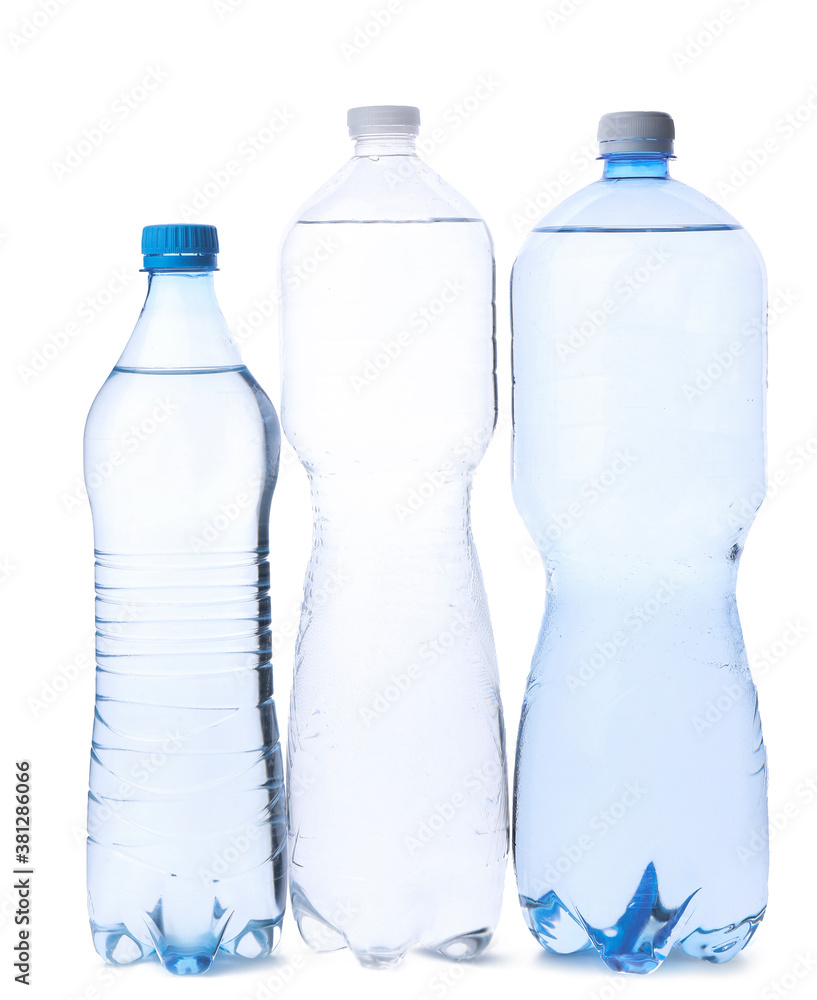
281, 105, 507, 967
511, 112, 769, 973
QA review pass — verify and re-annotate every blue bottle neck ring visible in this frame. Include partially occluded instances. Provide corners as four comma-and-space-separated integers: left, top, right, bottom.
142, 253, 218, 271
601, 152, 672, 180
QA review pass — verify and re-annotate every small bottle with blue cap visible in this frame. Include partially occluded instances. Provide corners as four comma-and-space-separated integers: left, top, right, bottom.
84, 224, 286, 975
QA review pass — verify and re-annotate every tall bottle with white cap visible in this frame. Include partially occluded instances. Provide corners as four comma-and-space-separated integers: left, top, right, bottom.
281, 106, 507, 967
84, 225, 286, 975
511, 112, 768, 973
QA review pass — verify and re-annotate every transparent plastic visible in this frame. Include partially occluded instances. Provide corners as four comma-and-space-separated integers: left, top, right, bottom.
281, 129, 508, 967
511, 152, 768, 973
84, 270, 286, 975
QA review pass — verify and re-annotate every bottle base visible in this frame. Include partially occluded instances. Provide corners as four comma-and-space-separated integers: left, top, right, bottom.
90, 912, 283, 976
519, 869, 765, 974
292, 882, 493, 968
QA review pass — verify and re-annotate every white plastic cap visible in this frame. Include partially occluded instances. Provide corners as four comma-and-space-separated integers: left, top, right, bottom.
347, 105, 420, 138
598, 111, 675, 154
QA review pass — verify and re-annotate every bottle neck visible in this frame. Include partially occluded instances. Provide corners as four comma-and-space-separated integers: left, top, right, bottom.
117, 270, 242, 371
353, 132, 418, 157
602, 153, 671, 179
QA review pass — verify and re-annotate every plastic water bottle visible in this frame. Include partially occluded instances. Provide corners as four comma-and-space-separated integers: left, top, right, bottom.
511, 113, 768, 973
281, 106, 508, 967
84, 225, 286, 975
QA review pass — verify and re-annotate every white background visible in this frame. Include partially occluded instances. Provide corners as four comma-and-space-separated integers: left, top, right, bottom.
2, 1, 816, 998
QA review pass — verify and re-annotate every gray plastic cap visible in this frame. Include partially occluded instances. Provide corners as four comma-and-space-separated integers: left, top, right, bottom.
347, 105, 420, 137
598, 111, 675, 154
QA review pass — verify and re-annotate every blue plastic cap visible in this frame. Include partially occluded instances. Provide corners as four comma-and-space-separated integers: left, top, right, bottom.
141, 224, 219, 270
